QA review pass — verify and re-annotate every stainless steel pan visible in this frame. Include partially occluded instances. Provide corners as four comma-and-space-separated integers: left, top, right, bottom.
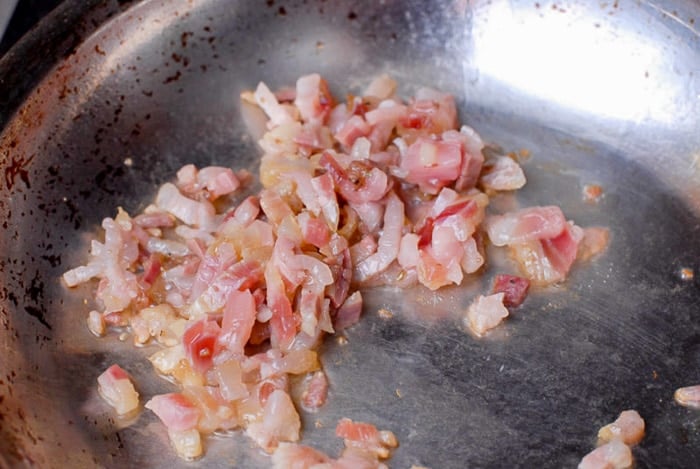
1, 0, 699, 467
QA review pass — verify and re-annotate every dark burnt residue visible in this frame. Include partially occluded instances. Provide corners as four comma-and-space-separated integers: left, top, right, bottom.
38, 239, 62, 268
24, 305, 51, 330
94, 164, 125, 197
20, 270, 51, 331
8, 291, 18, 307
181, 31, 194, 48
64, 197, 83, 230
4, 153, 35, 190
278, 6, 287, 16
163, 70, 182, 84
112, 103, 123, 124
348, 10, 358, 20
40, 253, 61, 268
172, 52, 190, 67
26, 271, 43, 303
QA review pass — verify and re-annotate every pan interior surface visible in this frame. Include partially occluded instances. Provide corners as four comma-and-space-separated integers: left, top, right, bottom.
0, 0, 699, 467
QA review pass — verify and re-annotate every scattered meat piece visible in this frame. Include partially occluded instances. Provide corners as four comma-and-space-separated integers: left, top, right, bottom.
133, 210, 174, 229
197, 166, 241, 200
485, 206, 567, 247
578, 440, 632, 469
145, 393, 200, 432
363, 74, 397, 99
218, 289, 256, 355
401, 137, 463, 194
335, 115, 372, 148
674, 385, 700, 409
213, 359, 248, 402
579, 410, 645, 469
480, 155, 526, 191
295, 73, 334, 124
510, 223, 584, 285
492, 274, 530, 307
167, 428, 202, 461
156, 183, 216, 229
464, 293, 509, 337
176, 165, 242, 201
336, 418, 398, 459
583, 183, 604, 203
334, 291, 363, 331
272, 442, 331, 468
253, 82, 297, 128
334, 447, 391, 469
353, 193, 404, 282
130, 303, 178, 345
246, 389, 301, 452
182, 318, 221, 373
454, 125, 485, 191
597, 410, 645, 446
301, 371, 329, 411
97, 364, 140, 415
87, 310, 105, 337
272, 433, 395, 469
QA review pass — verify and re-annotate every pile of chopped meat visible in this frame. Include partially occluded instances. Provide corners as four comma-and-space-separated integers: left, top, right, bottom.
63, 74, 608, 462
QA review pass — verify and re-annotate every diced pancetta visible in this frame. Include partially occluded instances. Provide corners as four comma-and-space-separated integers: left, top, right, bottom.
97, 364, 140, 415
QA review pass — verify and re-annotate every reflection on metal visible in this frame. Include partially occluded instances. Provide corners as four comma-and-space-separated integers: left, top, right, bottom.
471, 1, 673, 123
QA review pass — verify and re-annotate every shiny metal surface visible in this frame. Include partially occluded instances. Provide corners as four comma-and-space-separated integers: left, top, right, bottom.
1, 0, 699, 467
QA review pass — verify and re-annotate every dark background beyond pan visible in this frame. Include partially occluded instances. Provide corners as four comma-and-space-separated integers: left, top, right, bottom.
0, 0, 63, 56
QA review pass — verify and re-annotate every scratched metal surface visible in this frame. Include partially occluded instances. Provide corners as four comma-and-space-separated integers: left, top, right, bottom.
0, 0, 699, 467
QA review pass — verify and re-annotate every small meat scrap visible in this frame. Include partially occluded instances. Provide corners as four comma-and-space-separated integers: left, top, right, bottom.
246, 389, 302, 452
272, 418, 398, 469
145, 393, 201, 432
145, 393, 203, 459
480, 155, 526, 192
674, 385, 700, 409
578, 440, 632, 469
336, 418, 398, 459
301, 370, 329, 411
578, 409, 645, 469
597, 410, 645, 446
583, 183, 604, 203
87, 310, 105, 336
491, 274, 530, 307
97, 364, 140, 415
485, 206, 584, 285
464, 293, 509, 337
272, 443, 331, 468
